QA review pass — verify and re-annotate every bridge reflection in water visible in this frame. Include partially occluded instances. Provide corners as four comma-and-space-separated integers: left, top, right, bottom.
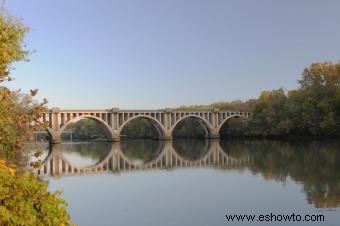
34, 140, 251, 177
33, 139, 340, 209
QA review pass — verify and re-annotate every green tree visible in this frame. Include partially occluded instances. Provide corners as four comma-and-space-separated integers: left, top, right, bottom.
247, 62, 340, 137
298, 62, 340, 135
64, 119, 109, 141
120, 118, 159, 139
250, 88, 293, 136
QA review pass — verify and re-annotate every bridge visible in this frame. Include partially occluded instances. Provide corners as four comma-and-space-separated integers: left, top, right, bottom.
41, 108, 252, 143
33, 141, 251, 177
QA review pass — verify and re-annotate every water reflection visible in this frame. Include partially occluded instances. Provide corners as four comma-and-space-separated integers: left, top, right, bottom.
220, 139, 340, 209
59, 142, 111, 168
120, 140, 164, 166
172, 139, 210, 161
35, 140, 247, 177
34, 139, 340, 209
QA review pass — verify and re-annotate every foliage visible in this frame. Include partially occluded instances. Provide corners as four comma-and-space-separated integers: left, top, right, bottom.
250, 88, 292, 136
172, 117, 207, 138
175, 61, 340, 137
0, 87, 47, 161
0, 6, 47, 161
249, 62, 340, 137
0, 171, 71, 226
0, 5, 72, 225
63, 118, 109, 141
219, 117, 249, 137
0, 9, 29, 82
120, 118, 159, 139
0, 159, 15, 174
177, 99, 257, 111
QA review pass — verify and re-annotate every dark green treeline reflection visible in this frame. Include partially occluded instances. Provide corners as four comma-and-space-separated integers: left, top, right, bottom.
38, 139, 340, 208
220, 139, 340, 209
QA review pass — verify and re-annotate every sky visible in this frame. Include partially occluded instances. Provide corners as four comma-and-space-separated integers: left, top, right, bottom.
5, 0, 340, 109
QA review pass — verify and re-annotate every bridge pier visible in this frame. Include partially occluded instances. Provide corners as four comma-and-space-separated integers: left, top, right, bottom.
49, 108, 62, 144
210, 129, 220, 139
209, 134, 220, 139
50, 132, 61, 144
160, 135, 173, 140
109, 137, 120, 142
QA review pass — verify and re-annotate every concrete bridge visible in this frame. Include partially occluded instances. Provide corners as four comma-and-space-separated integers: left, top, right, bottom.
34, 141, 251, 177
41, 108, 251, 143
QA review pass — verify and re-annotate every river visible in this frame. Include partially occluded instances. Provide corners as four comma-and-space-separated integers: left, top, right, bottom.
32, 139, 340, 226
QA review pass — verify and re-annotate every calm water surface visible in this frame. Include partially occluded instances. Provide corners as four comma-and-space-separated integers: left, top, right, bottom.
33, 139, 340, 226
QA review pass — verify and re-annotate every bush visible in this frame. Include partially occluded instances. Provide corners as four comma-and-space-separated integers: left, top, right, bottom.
0, 170, 71, 226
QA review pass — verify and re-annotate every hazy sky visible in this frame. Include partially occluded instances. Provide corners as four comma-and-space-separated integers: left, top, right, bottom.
5, 0, 340, 109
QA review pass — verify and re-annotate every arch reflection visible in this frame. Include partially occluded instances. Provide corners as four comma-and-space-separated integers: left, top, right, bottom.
172, 139, 210, 161
34, 140, 247, 177
120, 140, 164, 166
33, 139, 340, 209
59, 142, 112, 168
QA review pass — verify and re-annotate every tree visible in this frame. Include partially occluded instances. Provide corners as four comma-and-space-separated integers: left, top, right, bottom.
0, 8, 29, 83
0, 5, 72, 225
64, 118, 109, 141
250, 89, 293, 136
298, 62, 340, 135
0, 88, 47, 161
0, 171, 71, 226
246, 62, 340, 137
299, 62, 340, 98
0, 7, 44, 161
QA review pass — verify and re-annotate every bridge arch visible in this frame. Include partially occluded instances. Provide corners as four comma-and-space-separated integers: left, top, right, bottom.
171, 115, 213, 138
59, 115, 113, 139
118, 115, 166, 139
218, 115, 249, 133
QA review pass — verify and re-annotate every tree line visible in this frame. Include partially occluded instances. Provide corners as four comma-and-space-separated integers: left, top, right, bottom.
70, 63, 340, 139
181, 62, 340, 138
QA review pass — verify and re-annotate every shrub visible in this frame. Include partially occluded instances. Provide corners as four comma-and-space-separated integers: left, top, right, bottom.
0, 170, 71, 226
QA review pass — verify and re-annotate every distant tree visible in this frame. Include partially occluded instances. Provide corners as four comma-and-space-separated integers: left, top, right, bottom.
247, 62, 340, 137
299, 62, 340, 97
173, 117, 207, 138
120, 118, 159, 139
298, 62, 340, 135
64, 118, 109, 141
